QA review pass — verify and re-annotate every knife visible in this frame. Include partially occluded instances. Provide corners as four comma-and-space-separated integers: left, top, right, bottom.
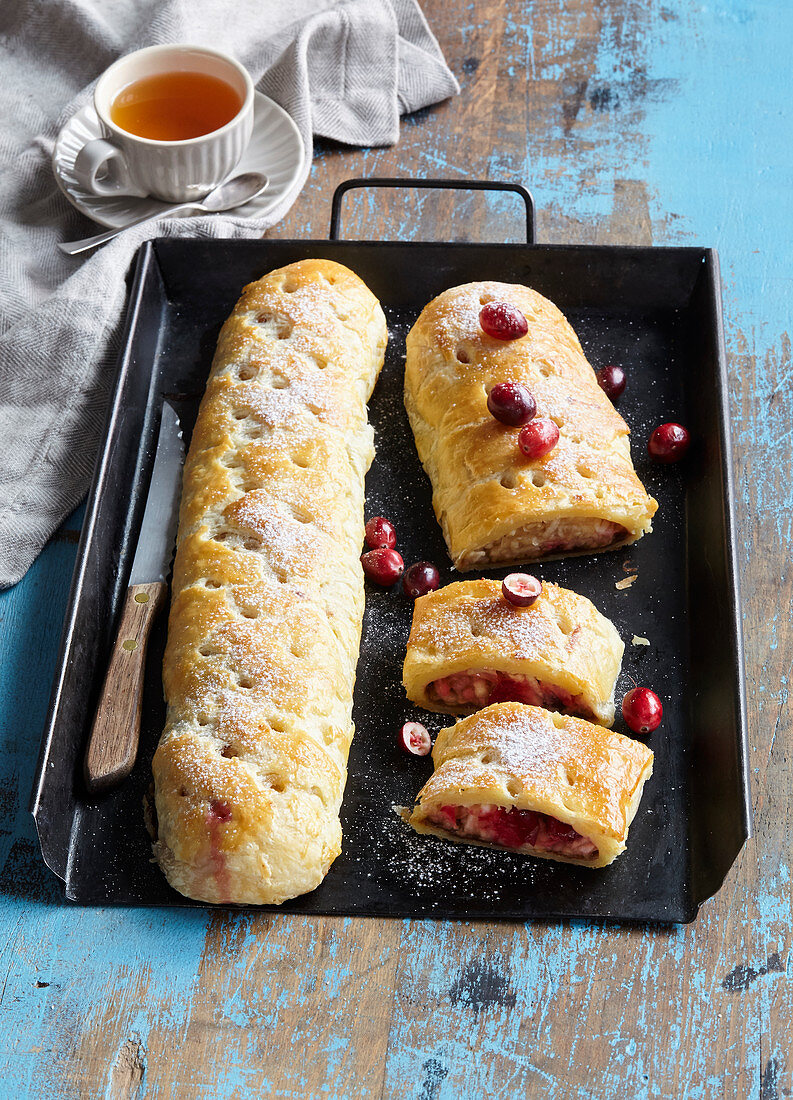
84, 402, 184, 794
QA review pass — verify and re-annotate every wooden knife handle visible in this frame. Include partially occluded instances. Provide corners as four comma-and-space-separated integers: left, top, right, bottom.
84, 581, 167, 794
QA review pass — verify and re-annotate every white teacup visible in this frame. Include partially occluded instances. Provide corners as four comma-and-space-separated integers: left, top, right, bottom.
73, 44, 254, 203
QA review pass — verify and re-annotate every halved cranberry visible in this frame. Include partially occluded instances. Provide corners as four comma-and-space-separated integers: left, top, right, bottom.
648, 422, 690, 462
596, 364, 626, 400
502, 573, 542, 607
364, 515, 397, 550
399, 721, 431, 756
209, 799, 232, 822
361, 547, 404, 585
403, 561, 440, 599
622, 687, 663, 734
479, 302, 529, 341
487, 382, 537, 426
518, 418, 559, 459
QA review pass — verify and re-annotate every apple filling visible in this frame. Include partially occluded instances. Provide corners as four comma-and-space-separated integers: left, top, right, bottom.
428, 669, 592, 718
462, 518, 628, 568
428, 802, 598, 860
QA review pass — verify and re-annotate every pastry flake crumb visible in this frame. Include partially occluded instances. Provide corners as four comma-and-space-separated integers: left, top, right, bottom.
615, 575, 637, 590
632, 635, 650, 646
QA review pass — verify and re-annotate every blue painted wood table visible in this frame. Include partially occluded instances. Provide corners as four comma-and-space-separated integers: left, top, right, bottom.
1, 2, 790, 1096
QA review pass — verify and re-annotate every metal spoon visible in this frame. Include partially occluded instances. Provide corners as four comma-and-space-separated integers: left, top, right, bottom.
59, 171, 269, 255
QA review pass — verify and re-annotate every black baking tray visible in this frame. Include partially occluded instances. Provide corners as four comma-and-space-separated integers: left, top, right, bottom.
31, 179, 750, 923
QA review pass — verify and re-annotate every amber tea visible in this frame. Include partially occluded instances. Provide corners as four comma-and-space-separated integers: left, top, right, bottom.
110, 70, 243, 141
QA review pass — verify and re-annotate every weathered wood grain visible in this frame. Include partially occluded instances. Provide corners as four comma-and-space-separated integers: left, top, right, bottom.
1, 1, 790, 1098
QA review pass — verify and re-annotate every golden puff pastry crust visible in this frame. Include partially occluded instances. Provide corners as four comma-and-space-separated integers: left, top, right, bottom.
402, 579, 624, 725
152, 259, 387, 905
406, 702, 653, 868
404, 281, 658, 570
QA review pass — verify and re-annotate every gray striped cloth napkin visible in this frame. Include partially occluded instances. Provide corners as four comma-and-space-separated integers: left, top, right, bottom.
0, 0, 458, 587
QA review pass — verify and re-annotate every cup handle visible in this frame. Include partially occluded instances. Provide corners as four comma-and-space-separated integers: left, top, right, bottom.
73, 138, 149, 198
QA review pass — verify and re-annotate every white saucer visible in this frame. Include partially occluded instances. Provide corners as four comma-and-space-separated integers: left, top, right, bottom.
53, 91, 305, 228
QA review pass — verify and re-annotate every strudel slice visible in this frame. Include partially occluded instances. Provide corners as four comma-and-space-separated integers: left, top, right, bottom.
404, 281, 658, 570
152, 259, 387, 905
406, 702, 654, 868
403, 579, 623, 725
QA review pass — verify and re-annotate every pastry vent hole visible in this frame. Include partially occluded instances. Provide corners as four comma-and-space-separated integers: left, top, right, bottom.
243, 537, 263, 552
269, 777, 287, 793
269, 719, 287, 733
212, 531, 230, 543
220, 745, 239, 759
561, 767, 576, 786
204, 580, 221, 589
179, 787, 189, 798
256, 312, 293, 339
222, 453, 243, 469
240, 606, 259, 619
198, 644, 223, 657
281, 277, 298, 293
506, 779, 521, 798
237, 365, 257, 382
291, 453, 311, 468
529, 470, 546, 488
244, 424, 265, 440
270, 373, 289, 390
469, 621, 484, 637
290, 505, 313, 524
456, 344, 472, 364
539, 361, 554, 377
231, 409, 249, 421
500, 470, 519, 490
550, 712, 567, 728
238, 676, 254, 690
197, 713, 210, 726
480, 751, 497, 765
577, 464, 595, 479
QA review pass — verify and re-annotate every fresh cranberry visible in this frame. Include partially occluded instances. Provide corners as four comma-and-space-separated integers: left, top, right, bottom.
596, 364, 626, 400
486, 382, 537, 427
403, 561, 440, 599
648, 422, 690, 462
502, 573, 542, 607
399, 721, 431, 756
479, 301, 529, 341
361, 547, 404, 585
209, 799, 232, 822
364, 515, 397, 550
518, 418, 559, 459
622, 687, 663, 734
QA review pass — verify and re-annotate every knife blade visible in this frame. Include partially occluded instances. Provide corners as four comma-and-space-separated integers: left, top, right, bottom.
84, 402, 184, 794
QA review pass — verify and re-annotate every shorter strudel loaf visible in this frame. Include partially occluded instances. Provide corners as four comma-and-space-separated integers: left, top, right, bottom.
404, 281, 658, 570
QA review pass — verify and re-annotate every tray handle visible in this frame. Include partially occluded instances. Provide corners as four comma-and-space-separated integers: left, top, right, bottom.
329, 177, 536, 244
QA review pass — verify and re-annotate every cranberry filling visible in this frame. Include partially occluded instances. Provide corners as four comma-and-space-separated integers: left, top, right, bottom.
538, 520, 626, 555
428, 669, 590, 718
429, 803, 598, 860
